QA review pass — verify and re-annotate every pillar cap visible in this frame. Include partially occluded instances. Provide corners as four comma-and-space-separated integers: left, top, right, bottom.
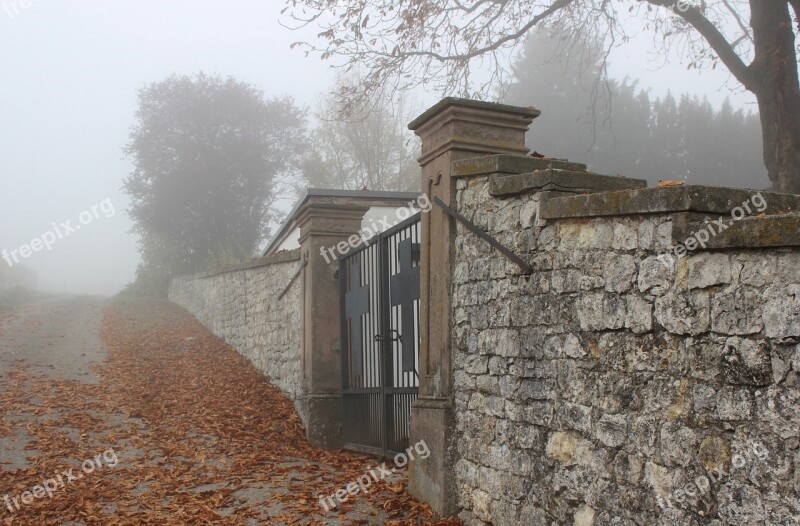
296, 201, 370, 243
408, 97, 540, 165
408, 97, 540, 131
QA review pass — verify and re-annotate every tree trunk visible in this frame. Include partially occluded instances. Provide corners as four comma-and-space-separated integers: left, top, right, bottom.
750, 0, 800, 194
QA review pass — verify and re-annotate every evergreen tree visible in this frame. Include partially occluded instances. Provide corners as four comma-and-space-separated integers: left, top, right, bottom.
504, 29, 769, 188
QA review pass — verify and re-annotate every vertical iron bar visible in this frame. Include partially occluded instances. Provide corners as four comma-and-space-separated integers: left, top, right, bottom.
379, 230, 392, 457
339, 256, 351, 443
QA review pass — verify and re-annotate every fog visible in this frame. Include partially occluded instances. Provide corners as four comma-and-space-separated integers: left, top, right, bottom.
0, 0, 756, 296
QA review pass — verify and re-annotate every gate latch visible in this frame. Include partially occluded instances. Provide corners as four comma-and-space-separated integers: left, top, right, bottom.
374, 330, 402, 343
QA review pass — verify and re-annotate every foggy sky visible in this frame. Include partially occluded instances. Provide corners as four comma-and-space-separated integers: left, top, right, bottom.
0, 1, 757, 296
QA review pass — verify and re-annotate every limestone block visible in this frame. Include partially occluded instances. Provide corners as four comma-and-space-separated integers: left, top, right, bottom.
546, 431, 580, 464
717, 483, 766, 525
578, 293, 626, 331
552, 269, 582, 294
604, 253, 637, 293
693, 384, 717, 412
763, 284, 800, 339
564, 334, 587, 358
574, 504, 596, 526
638, 255, 674, 295
625, 295, 654, 334
637, 220, 657, 250
688, 253, 731, 289
716, 387, 755, 421
738, 255, 776, 287
659, 422, 696, 467
711, 286, 763, 335
520, 199, 538, 229
655, 289, 712, 335
612, 222, 638, 250
596, 413, 628, 448
561, 402, 593, 434
721, 337, 772, 386
613, 451, 644, 485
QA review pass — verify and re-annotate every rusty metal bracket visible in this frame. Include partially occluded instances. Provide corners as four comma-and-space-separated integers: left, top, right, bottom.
433, 196, 533, 275
277, 257, 308, 300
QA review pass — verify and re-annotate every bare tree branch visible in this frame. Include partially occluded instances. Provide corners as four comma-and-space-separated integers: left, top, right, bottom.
305, 72, 420, 191
721, 0, 753, 44
371, 0, 578, 63
647, 0, 756, 89
284, 0, 759, 108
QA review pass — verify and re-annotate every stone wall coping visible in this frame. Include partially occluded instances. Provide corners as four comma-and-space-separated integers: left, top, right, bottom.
490, 168, 647, 195
450, 154, 646, 194
675, 212, 800, 249
174, 249, 301, 281
453, 154, 588, 177
540, 185, 800, 219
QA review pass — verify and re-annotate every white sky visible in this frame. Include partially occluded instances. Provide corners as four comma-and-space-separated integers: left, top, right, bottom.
0, 0, 758, 295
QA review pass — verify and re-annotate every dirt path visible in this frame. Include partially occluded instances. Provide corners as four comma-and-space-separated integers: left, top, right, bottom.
0, 297, 457, 525
0, 297, 106, 382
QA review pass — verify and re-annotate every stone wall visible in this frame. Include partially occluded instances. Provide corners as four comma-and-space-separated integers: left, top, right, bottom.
169, 250, 304, 407
450, 166, 800, 525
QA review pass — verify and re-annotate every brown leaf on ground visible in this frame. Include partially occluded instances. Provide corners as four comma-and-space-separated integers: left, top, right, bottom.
0, 299, 462, 525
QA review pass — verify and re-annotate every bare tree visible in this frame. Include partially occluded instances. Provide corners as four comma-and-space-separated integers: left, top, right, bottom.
303, 73, 420, 192
284, 0, 800, 193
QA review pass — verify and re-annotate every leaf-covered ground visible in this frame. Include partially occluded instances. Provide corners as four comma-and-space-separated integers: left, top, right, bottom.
0, 297, 461, 525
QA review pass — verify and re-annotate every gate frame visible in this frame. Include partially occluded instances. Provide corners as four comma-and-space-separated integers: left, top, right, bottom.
339, 212, 422, 458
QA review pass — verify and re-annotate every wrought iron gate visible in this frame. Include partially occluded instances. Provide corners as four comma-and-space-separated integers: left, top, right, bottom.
339, 213, 421, 457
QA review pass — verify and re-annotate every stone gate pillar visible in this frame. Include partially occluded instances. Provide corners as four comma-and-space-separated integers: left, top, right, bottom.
407, 98, 539, 515
297, 200, 369, 450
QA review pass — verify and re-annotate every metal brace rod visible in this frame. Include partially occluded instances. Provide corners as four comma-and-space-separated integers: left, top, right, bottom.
277, 257, 308, 300
433, 196, 533, 275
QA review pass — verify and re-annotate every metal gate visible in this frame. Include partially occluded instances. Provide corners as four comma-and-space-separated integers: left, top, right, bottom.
339, 213, 421, 457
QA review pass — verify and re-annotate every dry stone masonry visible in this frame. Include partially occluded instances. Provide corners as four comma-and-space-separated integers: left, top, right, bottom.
169, 250, 304, 411
169, 191, 415, 451
166, 98, 800, 526
449, 155, 800, 526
